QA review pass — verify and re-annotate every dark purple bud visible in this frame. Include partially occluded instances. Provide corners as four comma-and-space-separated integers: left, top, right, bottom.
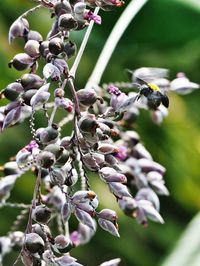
30, 83, 50, 108
99, 167, 117, 177
54, 235, 73, 253
118, 196, 137, 217
43, 63, 61, 81
133, 143, 152, 160
100, 173, 127, 183
21, 73, 44, 91
136, 188, 160, 211
3, 82, 24, 101
77, 88, 97, 106
97, 143, 119, 155
138, 158, 166, 174
108, 182, 132, 198
98, 218, 119, 237
54, 59, 69, 76
44, 144, 64, 159
36, 151, 56, 169
24, 40, 40, 58
54, 0, 72, 16
32, 205, 52, 224
32, 224, 51, 242
38, 125, 59, 144
27, 30, 43, 42
25, 233, 45, 254
49, 37, 64, 55
72, 190, 96, 204
22, 89, 37, 106
137, 200, 164, 224
61, 202, 72, 223
55, 97, 73, 112
10, 53, 33, 71
2, 106, 22, 130
4, 100, 21, 115
39, 41, 50, 58
64, 41, 77, 59
50, 168, 65, 186
8, 17, 29, 43
74, 208, 96, 230
82, 153, 104, 171
58, 13, 78, 31
98, 209, 118, 222
3, 161, 20, 175
78, 115, 98, 134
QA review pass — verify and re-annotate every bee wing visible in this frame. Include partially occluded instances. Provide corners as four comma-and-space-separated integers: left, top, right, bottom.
161, 94, 169, 108
132, 67, 169, 83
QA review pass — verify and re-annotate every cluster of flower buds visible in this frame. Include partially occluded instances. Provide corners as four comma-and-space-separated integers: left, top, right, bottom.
1, 0, 199, 265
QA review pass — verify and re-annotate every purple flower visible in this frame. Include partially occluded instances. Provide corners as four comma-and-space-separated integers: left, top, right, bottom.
24, 140, 39, 153
84, 11, 102, 25
114, 146, 128, 161
107, 85, 121, 96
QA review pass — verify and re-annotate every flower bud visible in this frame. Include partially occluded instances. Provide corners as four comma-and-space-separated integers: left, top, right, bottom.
54, 1, 72, 16
49, 37, 64, 55
9, 53, 33, 71
3, 82, 24, 101
39, 41, 50, 58
64, 41, 76, 59
9, 17, 29, 43
100, 173, 127, 183
77, 88, 97, 106
22, 89, 37, 106
32, 224, 51, 242
25, 233, 45, 254
54, 88, 65, 98
97, 143, 118, 155
98, 209, 118, 222
60, 136, 72, 149
118, 196, 137, 217
4, 161, 20, 175
78, 115, 98, 134
27, 30, 43, 42
54, 235, 73, 253
82, 153, 104, 171
38, 125, 59, 144
9, 231, 24, 251
58, 14, 78, 31
44, 144, 64, 159
56, 149, 69, 165
32, 205, 52, 224
21, 73, 44, 91
36, 151, 56, 168
24, 40, 40, 58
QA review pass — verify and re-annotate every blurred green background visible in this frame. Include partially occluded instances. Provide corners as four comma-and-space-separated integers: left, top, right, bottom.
1, 0, 200, 265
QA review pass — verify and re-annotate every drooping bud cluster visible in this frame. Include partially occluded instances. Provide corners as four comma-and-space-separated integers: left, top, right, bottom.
0, 0, 199, 265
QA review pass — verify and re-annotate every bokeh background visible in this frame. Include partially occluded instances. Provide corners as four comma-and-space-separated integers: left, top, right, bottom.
1, 0, 200, 265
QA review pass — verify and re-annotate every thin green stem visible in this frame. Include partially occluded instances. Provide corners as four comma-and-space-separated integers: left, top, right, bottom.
86, 0, 148, 88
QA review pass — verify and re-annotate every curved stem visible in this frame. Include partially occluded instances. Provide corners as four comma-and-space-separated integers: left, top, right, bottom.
70, 7, 100, 78
86, 0, 148, 88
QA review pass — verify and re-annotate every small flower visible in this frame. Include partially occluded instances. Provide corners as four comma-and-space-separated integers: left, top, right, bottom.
114, 145, 128, 161
24, 140, 38, 153
84, 10, 102, 24
107, 85, 121, 96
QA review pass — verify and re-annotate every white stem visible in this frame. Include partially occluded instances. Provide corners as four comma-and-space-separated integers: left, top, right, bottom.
69, 7, 100, 78
86, 0, 148, 88
49, 105, 57, 126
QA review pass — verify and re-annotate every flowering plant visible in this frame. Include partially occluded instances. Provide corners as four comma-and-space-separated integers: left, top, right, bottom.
0, 0, 199, 265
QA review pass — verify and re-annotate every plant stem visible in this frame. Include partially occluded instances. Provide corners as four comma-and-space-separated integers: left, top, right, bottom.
86, 0, 148, 88
69, 7, 100, 78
